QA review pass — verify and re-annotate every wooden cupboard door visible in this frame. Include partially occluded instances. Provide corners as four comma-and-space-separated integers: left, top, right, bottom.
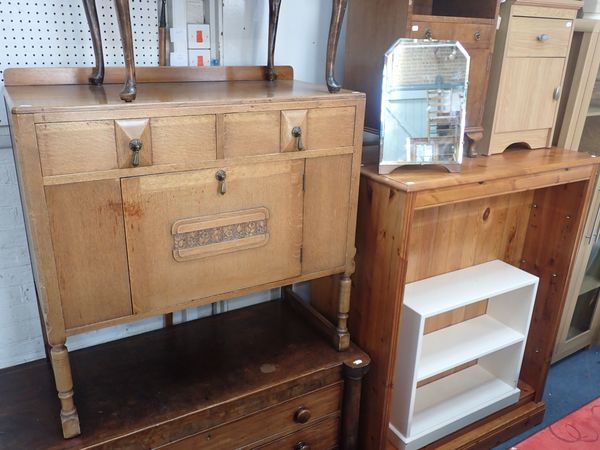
122, 160, 304, 313
495, 57, 565, 133
45, 180, 132, 329
302, 154, 353, 273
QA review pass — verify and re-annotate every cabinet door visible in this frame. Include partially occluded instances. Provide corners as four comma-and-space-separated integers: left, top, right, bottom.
122, 160, 304, 313
45, 180, 132, 329
495, 57, 564, 133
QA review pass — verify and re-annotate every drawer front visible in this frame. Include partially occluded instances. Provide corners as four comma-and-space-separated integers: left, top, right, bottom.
36, 120, 117, 176
306, 107, 355, 150
151, 115, 217, 165
223, 111, 281, 158
122, 160, 304, 313
507, 17, 572, 58
163, 383, 342, 450
252, 416, 339, 449
409, 21, 494, 49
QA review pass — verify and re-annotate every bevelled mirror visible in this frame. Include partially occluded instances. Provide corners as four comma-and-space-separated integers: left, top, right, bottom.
379, 39, 470, 174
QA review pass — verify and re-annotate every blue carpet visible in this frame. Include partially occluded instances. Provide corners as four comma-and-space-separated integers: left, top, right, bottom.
492, 345, 600, 449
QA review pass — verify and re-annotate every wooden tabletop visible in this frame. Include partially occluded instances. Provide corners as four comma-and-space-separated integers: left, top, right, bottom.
361, 148, 600, 193
4, 79, 364, 115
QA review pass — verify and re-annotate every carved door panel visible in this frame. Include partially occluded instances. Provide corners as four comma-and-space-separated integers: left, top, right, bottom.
122, 160, 304, 313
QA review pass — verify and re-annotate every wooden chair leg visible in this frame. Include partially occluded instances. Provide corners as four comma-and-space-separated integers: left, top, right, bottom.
82, 0, 105, 85
335, 273, 352, 351
326, 0, 348, 93
266, 0, 282, 81
114, 0, 137, 102
50, 345, 81, 439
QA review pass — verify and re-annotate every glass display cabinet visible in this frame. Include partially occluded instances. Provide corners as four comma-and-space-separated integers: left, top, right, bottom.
554, 17, 600, 362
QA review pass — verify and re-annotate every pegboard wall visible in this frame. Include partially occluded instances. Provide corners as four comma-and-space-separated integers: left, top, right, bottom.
0, 0, 160, 125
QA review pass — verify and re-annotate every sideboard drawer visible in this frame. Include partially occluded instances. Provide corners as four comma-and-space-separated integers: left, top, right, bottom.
409, 21, 494, 49
507, 17, 572, 58
164, 383, 342, 450
253, 416, 340, 449
36, 120, 117, 176
151, 115, 217, 165
307, 106, 355, 150
122, 159, 304, 313
223, 111, 281, 158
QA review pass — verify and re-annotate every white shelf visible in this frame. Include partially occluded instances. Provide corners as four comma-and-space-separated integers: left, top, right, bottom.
404, 260, 538, 317
390, 365, 521, 450
417, 315, 524, 381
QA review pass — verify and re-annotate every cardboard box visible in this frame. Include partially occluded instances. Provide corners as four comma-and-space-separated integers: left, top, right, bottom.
188, 49, 211, 67
187, 24, 210, 49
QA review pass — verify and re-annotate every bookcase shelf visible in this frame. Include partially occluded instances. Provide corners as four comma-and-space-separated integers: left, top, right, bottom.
389, 260, 538, 450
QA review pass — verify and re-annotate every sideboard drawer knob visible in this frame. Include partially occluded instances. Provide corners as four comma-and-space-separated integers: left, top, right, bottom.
291, 126, 305, 151
129, 138, 143, 167
474, 31, 481, 41
293, 406, 311, 424
537, 34, 551, 42
294, 442, 311, 450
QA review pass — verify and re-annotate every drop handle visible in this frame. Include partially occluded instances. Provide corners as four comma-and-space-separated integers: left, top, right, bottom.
129, 138, 143, 167
291, 126, 305, 150
215, 170, 227, 195
537, 34, 551, 42
553, 86, 562, 101
474, 31, 481, 41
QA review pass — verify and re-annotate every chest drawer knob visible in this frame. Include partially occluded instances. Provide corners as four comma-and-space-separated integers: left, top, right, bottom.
291, 126, 305, 151
537, 34, 551, 42
129, 138, 143, 167
294, 442, 311, 450
215, 170, 227, 195
474, 31, 481, 41
293, 406, 311, 423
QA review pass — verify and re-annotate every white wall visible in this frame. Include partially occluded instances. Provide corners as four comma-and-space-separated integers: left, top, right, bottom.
0, 0, 347, 369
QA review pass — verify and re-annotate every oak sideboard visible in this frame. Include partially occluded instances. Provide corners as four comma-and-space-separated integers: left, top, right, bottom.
3, 66, 369, 448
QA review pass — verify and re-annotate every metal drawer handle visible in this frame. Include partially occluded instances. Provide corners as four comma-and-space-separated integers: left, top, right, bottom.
215, 169, 227, 195
291, 126, 305, 151
474, 31, 481, 41
553, 86, 562, 101
294, 443, 311, 450
129, 138, 143, 167
424, 28, 433, 40
293, 406, 311, 423
537, 34, 551, 42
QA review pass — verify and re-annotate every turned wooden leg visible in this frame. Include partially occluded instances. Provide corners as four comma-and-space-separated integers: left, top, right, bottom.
335, 274, 351, 351
326, 0, 348, 93
266, 0, 282, 81
50, 345, 80, 439
114, 0, 137, 102
82, 0, 105, 85
341, 358, 370, 450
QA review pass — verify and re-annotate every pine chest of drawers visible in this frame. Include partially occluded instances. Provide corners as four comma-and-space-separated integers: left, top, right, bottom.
3, 67, 367, 447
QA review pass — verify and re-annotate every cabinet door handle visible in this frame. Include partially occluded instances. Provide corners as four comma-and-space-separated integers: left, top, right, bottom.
474, 31, 481, 41
537, 34, 551, 42
424, 28, 433, 40
553, 86, 562, 101
215, 169, 227, 195
129, 138, 143, 167
291, 126, 305, 151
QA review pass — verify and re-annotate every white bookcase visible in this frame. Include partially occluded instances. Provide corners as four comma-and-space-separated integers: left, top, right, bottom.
388, 260, 539, 450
